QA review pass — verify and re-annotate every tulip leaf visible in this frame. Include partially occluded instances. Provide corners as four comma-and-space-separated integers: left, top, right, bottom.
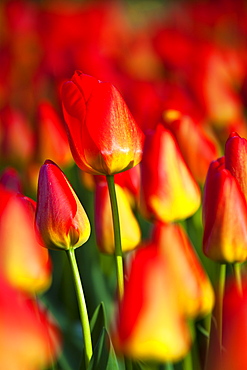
88, 327, 119, 370
90, 301, 107, 349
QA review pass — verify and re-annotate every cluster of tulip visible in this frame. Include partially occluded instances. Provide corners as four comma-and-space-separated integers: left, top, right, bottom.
1, 0, 247, 370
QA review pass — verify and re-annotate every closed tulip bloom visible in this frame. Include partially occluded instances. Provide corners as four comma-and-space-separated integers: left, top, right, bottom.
112, 243, 191, 362
0, 275, 61, 369
140, 124, 200, 223
61, 71, 144, 175
0, 187, 51, 293
37, 101, 73, 167
35, 160, 90, 251
225, 132, 247, 201
202, 157, 247, 263
163, 110, 219, 183
152, 222, 214, 318
206, 278, 247, 370
94, 180, 141, 254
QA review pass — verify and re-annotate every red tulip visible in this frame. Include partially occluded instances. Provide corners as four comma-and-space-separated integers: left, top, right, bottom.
140, 124, 200, 223
61, 71, 144, 175
206, 278, 247, 370
163, 110, 219, 183
35, 160, 90, 251
202, 157, 247, 262
36, 101, 73, 167
225, 132, 247, 202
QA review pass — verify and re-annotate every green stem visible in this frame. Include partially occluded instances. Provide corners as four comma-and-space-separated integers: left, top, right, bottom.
66, 248, 93, 368
106, 175, 124, 300
233, 263, 242, 295
125, 357, 133, 370
183, 350, 193, 370
216, 263, 226, 353
164, 362, 174, 370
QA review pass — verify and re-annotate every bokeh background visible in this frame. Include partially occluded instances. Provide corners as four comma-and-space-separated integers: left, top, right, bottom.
1, 0, 247, 369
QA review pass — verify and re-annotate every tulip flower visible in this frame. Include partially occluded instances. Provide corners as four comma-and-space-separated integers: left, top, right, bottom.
35, 159, 90, 251
114, 164, 141, 207
205, 278, 247, 370
202, 157, 247, 263
61, 71, 144, 175
36, 101, 73, 167
112, 242, 191, 362
140, 124, 200, 223
0, 106, 34, 169
152, 222, 214, 318
0, 167, 22, 192
0, 274, 61, 369
225, 132, 247, 201
163, 109, 219, 183
94, 180, 141, 254
0, 186, 51, 293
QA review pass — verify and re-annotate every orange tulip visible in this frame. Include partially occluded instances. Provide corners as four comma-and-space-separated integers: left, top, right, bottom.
94, 179, 141, 254
61, 71, 144, 175
140, 124, 200, 223
112, 242, 191, 362
0, 274, 61, 369
0, 186, 51, 293
35, 160, 90, 251
152, 222, 214, 318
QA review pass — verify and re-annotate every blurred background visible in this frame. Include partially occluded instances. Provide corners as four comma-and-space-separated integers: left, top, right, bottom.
1, 0, 247, 368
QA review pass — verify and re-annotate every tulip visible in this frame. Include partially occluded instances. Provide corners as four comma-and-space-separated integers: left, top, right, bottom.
112, 242, 191, 362
0, 186, 51, 293
0, 106, 34, 169
0, 274, 61, 369
163, 109, 219, 183
36, 101, 73, 167
61, 71, 144, 175
202, 157, 247, 262
35, 159, 90, 251
0, 167, 22, 192
225, 132, 247, 201
152, 222, 214, 318
94, 180, 141, 254
114, 164, 141, 207
140, 124, 200, 223
206, 278, 247, 370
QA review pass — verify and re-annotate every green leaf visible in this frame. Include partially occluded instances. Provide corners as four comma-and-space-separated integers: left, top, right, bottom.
90, 301, 107, 349
88, 327, 119, 370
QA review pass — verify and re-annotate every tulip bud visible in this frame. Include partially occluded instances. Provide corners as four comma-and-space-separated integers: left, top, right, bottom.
0, 275, 61, 369
0, 186, 51, 293
35, 160, 90, 251
61, 71, 144, 175
36, 101, 73, 167
140, 124, 201, 223
112, 242, 191, 362
202, 157, 247, 263
94, 180, 141, 254
225, 132, 247, 202
163, 109, 219, 183
152, 222, 214, 318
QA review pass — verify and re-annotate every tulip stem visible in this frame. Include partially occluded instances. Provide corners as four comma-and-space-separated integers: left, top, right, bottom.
233, 263, 242, 295
216, 263, 226, 353
66, 248, 93, 368
106, 175, 124, 301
